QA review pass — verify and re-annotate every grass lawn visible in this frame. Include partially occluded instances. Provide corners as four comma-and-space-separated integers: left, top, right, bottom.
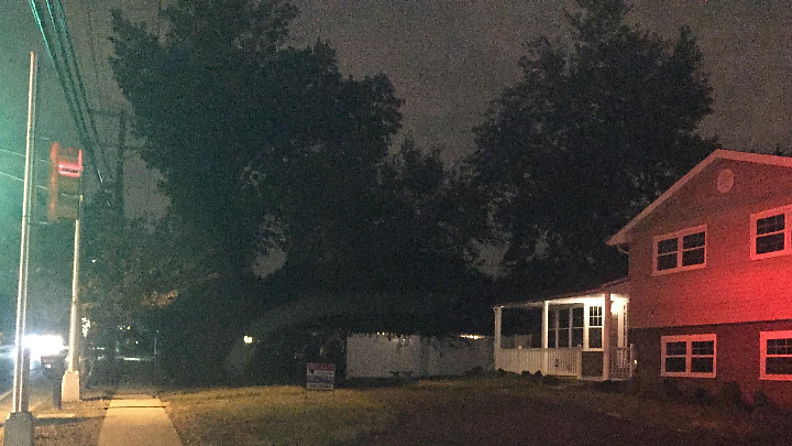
160, 377, 792, 446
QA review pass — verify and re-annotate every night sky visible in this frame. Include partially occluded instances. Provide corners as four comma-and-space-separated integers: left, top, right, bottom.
1, 0, 791, 214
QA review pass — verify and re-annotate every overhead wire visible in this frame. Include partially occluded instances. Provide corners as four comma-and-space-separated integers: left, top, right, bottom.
28, 0, 105, 186
45, 0, 107, 181
52, 0, 110, 172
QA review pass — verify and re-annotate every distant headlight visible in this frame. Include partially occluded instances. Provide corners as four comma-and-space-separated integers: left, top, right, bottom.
23, 334, 67, 359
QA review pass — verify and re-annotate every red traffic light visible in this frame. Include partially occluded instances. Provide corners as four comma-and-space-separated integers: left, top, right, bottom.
48, 142, 82, 221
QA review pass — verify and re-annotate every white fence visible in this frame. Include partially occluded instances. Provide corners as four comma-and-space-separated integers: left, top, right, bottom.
495, 347, 583, 377
346, 334, 493, 379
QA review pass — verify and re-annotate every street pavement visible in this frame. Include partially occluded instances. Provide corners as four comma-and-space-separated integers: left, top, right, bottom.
97, 357, 183, 446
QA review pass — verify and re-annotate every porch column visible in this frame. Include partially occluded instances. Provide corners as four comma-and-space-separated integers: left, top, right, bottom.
542, 301, 549, 374
602, 294, 611, 380
494, 306, 502, 369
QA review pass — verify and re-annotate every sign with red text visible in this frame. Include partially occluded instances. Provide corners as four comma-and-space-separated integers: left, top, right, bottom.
306, 362, 335, 391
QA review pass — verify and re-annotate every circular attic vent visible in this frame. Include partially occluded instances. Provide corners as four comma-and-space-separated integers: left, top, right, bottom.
717, 168, 734, 193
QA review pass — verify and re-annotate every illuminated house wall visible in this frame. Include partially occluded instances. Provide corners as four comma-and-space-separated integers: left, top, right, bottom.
609, 150, 792, 406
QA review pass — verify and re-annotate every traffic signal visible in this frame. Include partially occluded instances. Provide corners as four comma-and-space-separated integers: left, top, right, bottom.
47, 141, 82, 221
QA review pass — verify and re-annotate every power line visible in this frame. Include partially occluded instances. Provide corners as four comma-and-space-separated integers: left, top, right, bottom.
28, 0, 106, 187
52, 0, 109, 172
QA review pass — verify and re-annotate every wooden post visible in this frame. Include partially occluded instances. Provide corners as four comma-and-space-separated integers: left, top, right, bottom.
602, 294, 612, 381
542, 301, 549, 375
493, 307, 502, 370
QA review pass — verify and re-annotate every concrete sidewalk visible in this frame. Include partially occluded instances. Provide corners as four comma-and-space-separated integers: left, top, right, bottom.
97, 393, 183, 446
97, 358, 183, 446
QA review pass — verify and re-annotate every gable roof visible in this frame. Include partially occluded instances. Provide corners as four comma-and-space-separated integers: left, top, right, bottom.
607, 149, 792, 246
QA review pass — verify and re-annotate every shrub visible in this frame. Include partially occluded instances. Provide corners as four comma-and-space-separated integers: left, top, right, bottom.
715, 381, 747, 410
690, 387, 710, 404
753, 390, 770, 408
658, 378, 682, 401
593, 380, 623, 394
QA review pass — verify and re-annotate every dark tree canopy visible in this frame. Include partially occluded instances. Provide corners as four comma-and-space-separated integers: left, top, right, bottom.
110, 0, 402, 287
470, 0, 716, 295
110, 0, 485, 311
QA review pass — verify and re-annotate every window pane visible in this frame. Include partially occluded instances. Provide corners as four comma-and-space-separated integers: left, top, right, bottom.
682, 232, 705, 249
757, 233, 784, 254
572, 328, 583, 347
666, 341, 687, 356
558, 329, 569, 348
767, 357, 792, 375
589, 306, 603, 327
768, 338, 792, 355
757, 214, 785, 235
657, 238, 678, 254
691, 357, 714, 373
572, 307, 584, 328
548, 329, 557, 348
589, 327, 602, 349
682, 248, 705, 266
657, 253, 678, 270
558, 309, 570, 328
665, 357, 686, 373
692, 340, 714, 355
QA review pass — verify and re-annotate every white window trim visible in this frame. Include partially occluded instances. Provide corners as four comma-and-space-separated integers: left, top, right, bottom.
586, 304, 603, 351
652, 225, 707, 275
760, 330, 792, 381
660, 334, 716, 378
750, 205, 792, 260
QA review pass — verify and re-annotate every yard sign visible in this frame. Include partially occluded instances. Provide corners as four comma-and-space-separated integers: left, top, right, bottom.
306, 362, 335, 391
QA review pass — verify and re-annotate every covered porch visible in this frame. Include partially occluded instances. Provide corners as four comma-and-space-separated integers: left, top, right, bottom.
493, 281, 633, 381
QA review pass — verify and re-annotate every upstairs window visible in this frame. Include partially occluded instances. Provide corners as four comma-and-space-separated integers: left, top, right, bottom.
751, 205, 792, 260
653, 226, 707, 274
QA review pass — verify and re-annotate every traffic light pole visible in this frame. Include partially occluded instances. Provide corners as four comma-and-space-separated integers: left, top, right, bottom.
62, 212, 81, 402
5, 51, 37, 446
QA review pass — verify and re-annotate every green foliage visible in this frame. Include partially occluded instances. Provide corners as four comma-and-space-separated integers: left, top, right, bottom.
469, 0, 716, 294
81, 194, 217, 347
110, 0, 403, 287
108, 1, 490, 381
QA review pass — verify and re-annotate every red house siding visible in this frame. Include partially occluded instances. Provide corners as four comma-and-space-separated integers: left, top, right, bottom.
633, 320, 792, 406
629, 158, 792, 329
620, 152, 792, 406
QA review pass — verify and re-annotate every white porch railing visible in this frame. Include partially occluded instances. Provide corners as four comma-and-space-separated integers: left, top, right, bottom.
495, 345, 635, 380
610, 345, 635, 381
495, 347, 583, 378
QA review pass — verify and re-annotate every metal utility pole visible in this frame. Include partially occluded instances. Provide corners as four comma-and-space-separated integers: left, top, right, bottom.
5, 51, 38, 446
62, 209, 82, 402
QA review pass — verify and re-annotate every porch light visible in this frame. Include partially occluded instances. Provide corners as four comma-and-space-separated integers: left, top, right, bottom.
243, 335, 253, 345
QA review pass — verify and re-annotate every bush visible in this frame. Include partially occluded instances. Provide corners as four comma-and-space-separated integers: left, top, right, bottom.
593, 380, 623, 394
715, 381, 746, 410
539, 375, 559, 386
753, 390, 770, 408
658, 378, 682, 401
690, 387, 711, 404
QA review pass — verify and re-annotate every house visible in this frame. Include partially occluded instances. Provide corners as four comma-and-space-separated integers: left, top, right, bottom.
493, 279, 633, 380
608, 149, 792, 405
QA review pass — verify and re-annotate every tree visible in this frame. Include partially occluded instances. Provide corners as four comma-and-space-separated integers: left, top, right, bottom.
469, 0, 716, 295
110, 0, 402, 292
80, 195, 226, 379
